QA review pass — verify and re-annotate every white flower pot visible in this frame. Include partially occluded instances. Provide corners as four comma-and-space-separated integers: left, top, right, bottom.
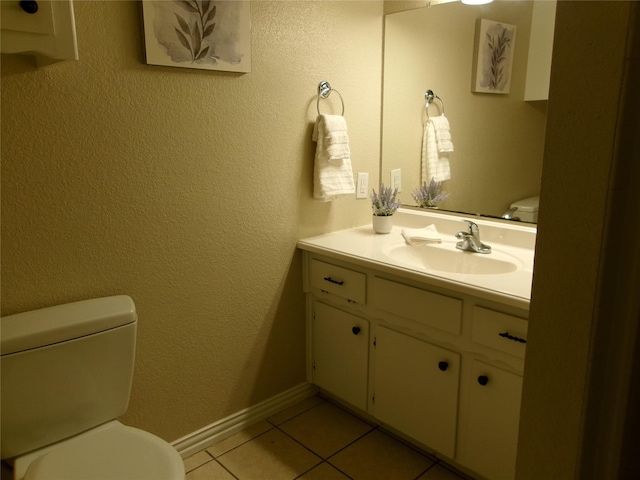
372, 215, 393, 234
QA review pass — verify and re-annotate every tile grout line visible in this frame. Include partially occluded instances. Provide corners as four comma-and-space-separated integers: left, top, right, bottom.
217, 457, 242, 480
183, 450, 242, 480
185, 398, 330, 478
272, 396, 378, 462
183, 450, 215, 474
185, 394, 469, 480
413, 460, 440, 480
267, 398, 377, 480
267, 397, 329, 429
306, 400, 460, 479
291, 460, 355, 480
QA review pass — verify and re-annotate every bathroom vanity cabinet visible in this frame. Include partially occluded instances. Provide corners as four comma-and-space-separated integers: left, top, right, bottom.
301, 250, 529, 480
374, 324, 460, 459
312, 301, 369, 411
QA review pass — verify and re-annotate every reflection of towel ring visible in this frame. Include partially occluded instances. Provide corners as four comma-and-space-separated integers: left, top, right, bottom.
317, 80, 345, 116
425, 89, 445, 118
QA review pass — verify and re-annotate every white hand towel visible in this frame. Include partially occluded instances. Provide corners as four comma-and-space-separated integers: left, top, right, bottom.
320, 114, 351, 165
401, 224, 443, 245
325, 131, 349, 145
422, 120, 451, 183
429, 115, 454, 153
312, 115, 355, 201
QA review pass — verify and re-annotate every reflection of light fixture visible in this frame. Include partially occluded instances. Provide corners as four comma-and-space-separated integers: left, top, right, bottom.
461, 0, 494, 5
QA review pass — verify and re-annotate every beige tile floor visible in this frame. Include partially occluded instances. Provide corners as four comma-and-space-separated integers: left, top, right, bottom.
184, 395, 473, 480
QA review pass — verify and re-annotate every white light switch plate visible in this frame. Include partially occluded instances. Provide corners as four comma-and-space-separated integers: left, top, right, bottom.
357, 172, 369, 199
391, 168, 402, 192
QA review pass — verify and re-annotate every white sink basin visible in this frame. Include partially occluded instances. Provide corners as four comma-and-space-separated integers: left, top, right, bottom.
382, 241, 522, 275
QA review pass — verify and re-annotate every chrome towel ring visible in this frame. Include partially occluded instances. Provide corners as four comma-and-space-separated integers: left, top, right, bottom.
425, 89, 445, 118
317, 81, 345, 116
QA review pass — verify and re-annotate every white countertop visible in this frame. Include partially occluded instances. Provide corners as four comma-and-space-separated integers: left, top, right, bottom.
298, 209, 535, 310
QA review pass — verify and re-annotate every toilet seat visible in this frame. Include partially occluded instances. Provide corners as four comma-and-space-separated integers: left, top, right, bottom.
16, 421, 184, 480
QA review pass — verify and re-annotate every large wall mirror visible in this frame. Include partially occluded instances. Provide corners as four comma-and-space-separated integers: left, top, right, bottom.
381, 0, 555, 222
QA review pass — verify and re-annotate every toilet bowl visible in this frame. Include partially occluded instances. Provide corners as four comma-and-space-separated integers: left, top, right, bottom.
1, 296, 185, 480
13, 421, 184, 480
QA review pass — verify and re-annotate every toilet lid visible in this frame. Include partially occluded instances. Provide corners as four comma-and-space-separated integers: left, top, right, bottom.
24, 422, 184, 480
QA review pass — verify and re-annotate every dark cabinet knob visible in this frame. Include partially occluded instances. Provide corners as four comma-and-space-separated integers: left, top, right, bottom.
352, 326, 361, 335
20, 1, 39, 14
478, 375, 489, 386
438, 361, 449, 371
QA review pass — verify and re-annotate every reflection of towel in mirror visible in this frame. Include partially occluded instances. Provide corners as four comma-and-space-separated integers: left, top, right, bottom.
422, 120, 451, 183
430, 115, 454, 153
401, 224, 443, 245
312, 115, 355, 201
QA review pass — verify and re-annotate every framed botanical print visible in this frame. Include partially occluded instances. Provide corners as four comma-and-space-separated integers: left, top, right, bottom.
142, 1, 251, 73
472, 19, 516, 94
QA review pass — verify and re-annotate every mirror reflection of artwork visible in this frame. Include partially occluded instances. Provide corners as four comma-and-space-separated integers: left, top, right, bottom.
473, 19, 516, 94
142, 1, 251, 73
382, 2, 546, 219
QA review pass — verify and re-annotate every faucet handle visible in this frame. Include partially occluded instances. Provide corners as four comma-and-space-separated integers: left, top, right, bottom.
463, 219, 479, 236
457, 219, 491, 254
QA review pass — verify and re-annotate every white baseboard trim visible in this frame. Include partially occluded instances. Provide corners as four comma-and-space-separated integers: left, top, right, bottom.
172, 382, 319, 458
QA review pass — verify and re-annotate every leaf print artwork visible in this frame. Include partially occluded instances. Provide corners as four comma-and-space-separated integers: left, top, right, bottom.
173, 1, 217, 62
472, 19, 516, 94
486, 28, 511, 89
142, 0, 251, 73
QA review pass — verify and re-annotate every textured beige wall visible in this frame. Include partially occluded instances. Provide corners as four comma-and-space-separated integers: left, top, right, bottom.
1, 1, 382, 442
517, 1, 636, 478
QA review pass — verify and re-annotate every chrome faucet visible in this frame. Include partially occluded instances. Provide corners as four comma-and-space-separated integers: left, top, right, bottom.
456, 220, 492, 254
502, 206, 520, 221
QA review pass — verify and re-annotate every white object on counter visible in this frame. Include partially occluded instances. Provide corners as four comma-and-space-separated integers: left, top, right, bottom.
401, 224, 442, 245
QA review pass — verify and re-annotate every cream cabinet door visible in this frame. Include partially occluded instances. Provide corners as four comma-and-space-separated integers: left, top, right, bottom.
458, 360, 523, 480
373, 325, 460, 458
312, 302, 369, 411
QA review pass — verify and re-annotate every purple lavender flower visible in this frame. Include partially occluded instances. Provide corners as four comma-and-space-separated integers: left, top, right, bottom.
411, 177, 448, 208
371, 183, 401, 216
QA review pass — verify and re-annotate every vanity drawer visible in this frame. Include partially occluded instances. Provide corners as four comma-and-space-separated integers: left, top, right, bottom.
309, 259, 366, 304
369, 277, 462, 335
471, 307, 528, 358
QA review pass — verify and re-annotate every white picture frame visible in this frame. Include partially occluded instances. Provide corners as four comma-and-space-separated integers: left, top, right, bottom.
472, 19, 516, 94
142, 1, 251, 73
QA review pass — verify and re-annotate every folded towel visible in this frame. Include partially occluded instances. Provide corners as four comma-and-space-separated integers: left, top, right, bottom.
319, 114, 351, 165
422, 120, 451, 183
312, 115, 355, 201
326, 143, 351, 163
325, 130, 350, 163
325, 131, 349, 145
401, 224, 443, 245
429, 114, 454, 153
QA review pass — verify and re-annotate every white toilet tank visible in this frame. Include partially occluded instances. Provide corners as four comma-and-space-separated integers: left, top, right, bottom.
1, 296, 137, 460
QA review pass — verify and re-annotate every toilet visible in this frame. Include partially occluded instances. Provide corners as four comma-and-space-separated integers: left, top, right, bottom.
508, 195, 539, 223
0, 295, 185, 480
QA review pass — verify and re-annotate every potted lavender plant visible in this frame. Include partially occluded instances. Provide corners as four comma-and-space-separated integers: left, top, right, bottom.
370, 184, 401, 234
411, 177, 448, 208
